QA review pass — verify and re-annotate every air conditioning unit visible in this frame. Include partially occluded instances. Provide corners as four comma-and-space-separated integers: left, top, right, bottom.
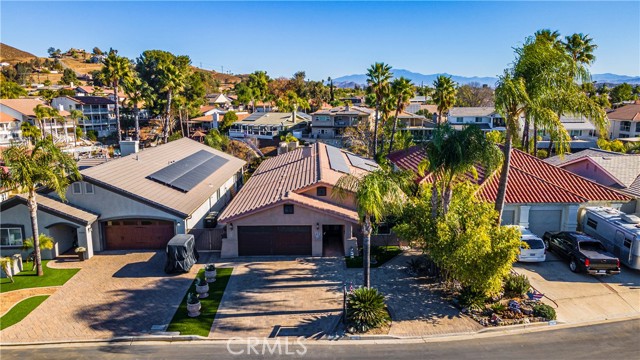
621, 213, 640, 224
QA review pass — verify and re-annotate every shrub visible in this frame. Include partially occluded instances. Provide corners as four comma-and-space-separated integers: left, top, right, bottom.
347, 287, 390, 332
504, 273, 530, 296
536, 150, 548, 159
533, 304, 556, 320
205, 263, 216, 271
187, 292, 200, 305
458, 287, 487, 308
87, 130, 98, 141
490, 302, 507, 314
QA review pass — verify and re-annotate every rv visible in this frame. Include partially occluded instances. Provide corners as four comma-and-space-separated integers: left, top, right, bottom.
581, 207, 640, 270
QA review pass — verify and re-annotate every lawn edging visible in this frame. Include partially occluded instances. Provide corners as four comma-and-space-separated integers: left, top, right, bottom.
0, 260, 80, 293
0, 295, 50, 330
167, 267, 233, 337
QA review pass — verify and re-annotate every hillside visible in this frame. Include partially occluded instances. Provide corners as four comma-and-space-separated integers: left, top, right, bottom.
0, 43, 38, 63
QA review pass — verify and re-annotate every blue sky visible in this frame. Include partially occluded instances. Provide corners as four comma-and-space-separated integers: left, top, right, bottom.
1, 1, 638, 80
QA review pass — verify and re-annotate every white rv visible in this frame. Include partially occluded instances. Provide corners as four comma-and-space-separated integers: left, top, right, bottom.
581, 207, 640, 270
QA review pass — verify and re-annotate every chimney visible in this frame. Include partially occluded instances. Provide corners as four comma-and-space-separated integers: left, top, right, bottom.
119, 137, 139, 157
58, 104, 64, 111
301, 142, 312, 158
345, 103, 350, 111
212, 112, 220, 129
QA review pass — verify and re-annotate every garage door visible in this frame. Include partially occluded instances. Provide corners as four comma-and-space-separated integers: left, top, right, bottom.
238, 226, 312, 256
528, 210, 562, 237
105, 219, 175, 250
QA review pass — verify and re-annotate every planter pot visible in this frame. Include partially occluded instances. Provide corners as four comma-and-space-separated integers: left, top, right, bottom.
205, 269, 217, 283
76, 252, 86, 261
196, 284, 209, 299
187, 302, 201, 317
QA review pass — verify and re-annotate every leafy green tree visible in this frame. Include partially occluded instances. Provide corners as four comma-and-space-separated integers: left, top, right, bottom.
60, 68, 78, 85
366, 63, 393, 157
432, 75, 457, 125
203, 129, 230, 150
0, 139, 80, 276
455, 82, 494, 107
100, 50, 133, 141
220, 111, 238, 133
333, 167, 412, 287
245, 70, 270, 111
276, 90, 310, 112
92, 47, 103, 55
0, 79, 27, 99
388, 77, 414, 154
20, 122, 41, 145
610, 83, 635, 103
43, 79, 52, 87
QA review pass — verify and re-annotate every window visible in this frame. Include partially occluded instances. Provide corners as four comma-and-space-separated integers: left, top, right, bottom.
475, 117, 483, 123
283, 204, 294, 214
620, 121, 631, 132
456, 117, 463, 123
1, 227, 23, 247
570, 130, 582, 137
85, 183, 94, 194
316, 186, 327, 196
636, 122, 640, 133
623, 238, 632, 249
586, 218, 598, 229
72, 182, 82, 194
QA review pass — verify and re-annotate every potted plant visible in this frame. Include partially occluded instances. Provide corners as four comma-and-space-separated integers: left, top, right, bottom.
186, 292, 201, 317
204, 263, 217, 283
195, 277, 209, 299
74, 246, 87, 261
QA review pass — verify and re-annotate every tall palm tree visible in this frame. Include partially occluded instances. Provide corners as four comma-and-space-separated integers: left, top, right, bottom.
0, 139, 80, 276
366, 63, 393, 157
563, 33, 597, 66
123, 76, 150, 141
432, 75, 456, 125
20, 122, 40, 146
69, 109, 85, 147
158, 62, 185, 143
101, 51, 133, 141
333, 168, 412, 288
33, 104, 51, 139
388, 77, 414, 154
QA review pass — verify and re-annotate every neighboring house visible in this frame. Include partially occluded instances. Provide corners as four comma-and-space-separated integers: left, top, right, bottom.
189, 106, 250, 131
607, 101, 640, 139
218, 142, 378, 257
0, 138, 246, 259
395, 110, 436, 142
0, 112, 22, 146
206, 93, 234, 109
535, 114, 600, 151
0, 98, 72, 144
446, 107, 512, 132
388, 146, 630, 237
340, 96, 365, 106
251, 101, 275, 113
52, 96, 116, 137
228, 111, 311, 140
545, 148, 640, 213
310, 105, 374, 139
406, 96, 428, 114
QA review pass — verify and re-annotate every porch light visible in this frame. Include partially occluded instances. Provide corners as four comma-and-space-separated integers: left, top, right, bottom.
229, 223, 233, 230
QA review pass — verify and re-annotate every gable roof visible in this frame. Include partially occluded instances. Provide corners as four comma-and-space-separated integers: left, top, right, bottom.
312, 106, 374, 116
1, 194, 98, 226
0, 98, 47, 117
388, 146, 630, 204
607, 103, 640, 122
80, 138, 246, 218
0, 112, 18, 123
218, 143, 376, 223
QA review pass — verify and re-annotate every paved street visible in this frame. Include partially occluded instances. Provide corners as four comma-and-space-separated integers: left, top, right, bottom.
514, 252, 640, 323
2, 319, 638, 359
0, 251, 206, 343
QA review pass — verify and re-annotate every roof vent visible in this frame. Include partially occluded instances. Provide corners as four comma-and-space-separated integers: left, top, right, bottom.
621, 214, 640, 224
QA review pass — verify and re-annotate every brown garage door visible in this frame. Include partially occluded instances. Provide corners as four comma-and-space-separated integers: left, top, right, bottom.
104, 219, 175, 250
238, 226, 312, 256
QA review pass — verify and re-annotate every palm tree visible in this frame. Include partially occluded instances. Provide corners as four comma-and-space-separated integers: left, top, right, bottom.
563, 33, 597, 66
123, 76, 151, 141
69, 109, 85, 147
432, 76, 457, 125
33, 104, 51, 139
0, 139, 80, 276
388, 77, 414, 154
366, 63, 393, 157
20, 122, 40, 146
101, 51, 133, 141
158, 62, 185, 143
333, 168, 411, 288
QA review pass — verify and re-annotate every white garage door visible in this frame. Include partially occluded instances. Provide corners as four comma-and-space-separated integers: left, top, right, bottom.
528, 210, 562, 237
501, 210, 516, 225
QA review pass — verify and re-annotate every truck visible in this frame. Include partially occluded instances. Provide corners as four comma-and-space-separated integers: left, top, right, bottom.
581, 207, 640, 270
542, 231, 621, 275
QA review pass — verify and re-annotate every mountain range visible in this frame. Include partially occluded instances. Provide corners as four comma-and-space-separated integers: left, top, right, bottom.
331, 69, 640, 88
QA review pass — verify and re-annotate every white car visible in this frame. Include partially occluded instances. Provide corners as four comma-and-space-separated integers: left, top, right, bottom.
518, 228, 546, 262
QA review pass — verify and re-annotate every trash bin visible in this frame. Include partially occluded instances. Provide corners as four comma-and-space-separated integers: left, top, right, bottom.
164, 234, 200, 274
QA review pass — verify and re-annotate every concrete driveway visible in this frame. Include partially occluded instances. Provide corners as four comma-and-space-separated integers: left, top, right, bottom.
514, 252, 640, 323
210, 257, 345, 339
1, 251, 205, 343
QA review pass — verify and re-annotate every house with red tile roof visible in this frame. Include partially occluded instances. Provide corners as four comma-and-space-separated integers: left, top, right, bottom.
218, 142, 378, 257
388, 145, 631, 236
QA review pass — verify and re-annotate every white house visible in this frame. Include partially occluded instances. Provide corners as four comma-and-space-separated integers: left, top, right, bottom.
52, 96, 116, 137
607, 102, 640, 139
229, 112, 310, 140
0, 98, 73, 145
447, 107, 512, 132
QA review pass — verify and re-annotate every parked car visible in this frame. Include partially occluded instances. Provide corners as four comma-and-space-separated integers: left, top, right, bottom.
543, 231, 621, 275
518, 228, 546, 262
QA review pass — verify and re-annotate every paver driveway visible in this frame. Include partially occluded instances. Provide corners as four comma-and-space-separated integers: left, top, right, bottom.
210, 257, 345, 339
1, 251, 205, 343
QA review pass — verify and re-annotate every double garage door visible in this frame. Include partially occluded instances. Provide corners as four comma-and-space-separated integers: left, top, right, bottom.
238, 226, 312, 256
105, 219, 175, 250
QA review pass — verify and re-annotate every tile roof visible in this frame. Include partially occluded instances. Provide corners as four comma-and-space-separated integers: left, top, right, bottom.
218, 142, 375, 223
0, 98, 47, 117
607, 103, 640, 121
1, 194, 98, 225
448, 107, 498, 117
80, 138, 246, 218
0, 112, 18, 123
388, 145, 630, 204
312, 106, 374, 116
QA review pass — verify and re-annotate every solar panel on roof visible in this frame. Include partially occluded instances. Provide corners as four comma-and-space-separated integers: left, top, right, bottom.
326, 146, 350, 174
147, 150, 228, 192
346, 153, 378, 171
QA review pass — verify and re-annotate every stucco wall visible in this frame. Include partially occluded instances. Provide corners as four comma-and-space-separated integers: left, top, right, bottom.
186, 175, 237, 230
562, 161, 619, 187
299, 185, 356, 209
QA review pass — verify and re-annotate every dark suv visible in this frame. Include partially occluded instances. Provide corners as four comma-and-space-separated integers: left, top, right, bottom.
542, 231, 621, 275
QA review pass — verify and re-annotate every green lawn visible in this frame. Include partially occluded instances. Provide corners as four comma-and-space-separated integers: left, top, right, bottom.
345, 246, 402, 268
0, 295, 50, 330
167, 267, 233, 337
0, 260, 80, 293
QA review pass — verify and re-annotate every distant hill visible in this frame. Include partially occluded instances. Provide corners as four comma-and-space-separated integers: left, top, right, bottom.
0, 43, 38, 63
332, 69, 640, 88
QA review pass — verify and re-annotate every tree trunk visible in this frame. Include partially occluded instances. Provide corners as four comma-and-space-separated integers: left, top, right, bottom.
388, 106, 401, 155
430, 178, 439, 219
179, 108, 185, 138
114, 82, 122, 142
437, 110, 442, 125
547, 138, 554, 157
495, 127, 513, 225
163, 90, 172, 144
362, 215, 372, 288
134, 105, 140, 141
373, 106, 380, 158
27, 189, 43, 276
442, 181, 453, 216
533, 123, 538, 157
521, 117, 529, 149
